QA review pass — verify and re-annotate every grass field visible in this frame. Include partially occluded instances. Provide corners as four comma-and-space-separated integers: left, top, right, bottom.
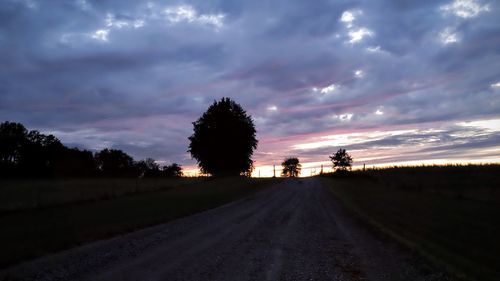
0, 177, 280, 268
322, 165, 500, 281
0, 177, 203, 213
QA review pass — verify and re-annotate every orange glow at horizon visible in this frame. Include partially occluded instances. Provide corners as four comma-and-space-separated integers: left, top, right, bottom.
182, 157, 500, 178
181, 118, 500, 177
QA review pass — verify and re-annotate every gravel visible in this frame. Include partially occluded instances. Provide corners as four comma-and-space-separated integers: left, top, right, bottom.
0, 178, 455, 281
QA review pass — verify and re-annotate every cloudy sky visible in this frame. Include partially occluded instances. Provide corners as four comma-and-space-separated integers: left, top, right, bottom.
1, 0, 499, 176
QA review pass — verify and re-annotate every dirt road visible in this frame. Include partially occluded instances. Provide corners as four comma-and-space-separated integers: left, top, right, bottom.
1, 178, 452, 281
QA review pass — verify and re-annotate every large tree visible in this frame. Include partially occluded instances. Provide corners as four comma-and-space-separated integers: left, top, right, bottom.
330, 148, 353, 171
188, 97, 258, 176
281, 157, 301, 177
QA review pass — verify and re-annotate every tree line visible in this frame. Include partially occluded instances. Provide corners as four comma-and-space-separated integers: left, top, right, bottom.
0, 121, 182, 179
2, 97, 352, 179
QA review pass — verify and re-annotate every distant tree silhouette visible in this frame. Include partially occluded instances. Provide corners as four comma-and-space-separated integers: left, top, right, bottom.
53, 148, 97, 177
162, 163, 183, 177
0, 121, 74, 177
136, 158, 161, 178
95, 149, 136, 177
1, 121, 187, 178
188, 97, 258, 176
0, 122, 28, 171
281, 157, 301, 177
22, 130, 64, 177
330, 148, 353, 171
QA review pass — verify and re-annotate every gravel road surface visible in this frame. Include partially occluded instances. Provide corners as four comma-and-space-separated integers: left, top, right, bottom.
0, 178, 453, 281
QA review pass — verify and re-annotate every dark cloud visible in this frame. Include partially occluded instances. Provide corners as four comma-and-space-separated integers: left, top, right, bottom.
1, 0, 499, 168
291, 124, 500, 166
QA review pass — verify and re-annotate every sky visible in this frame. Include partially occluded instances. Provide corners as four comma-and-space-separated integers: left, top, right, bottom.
1, 0, 500, 176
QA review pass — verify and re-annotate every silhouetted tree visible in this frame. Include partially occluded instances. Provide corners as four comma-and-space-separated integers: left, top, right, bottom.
188, 97, 258, 176
2, 121, 189, 178
0, 121, 74, 177
136, 158, 161, 178
95, 149, 135, 177
162, 163, 183, 177
52, 148, 97, 177
242, 162, 254, 178
0, 122, 28, 176
330, 148, 353, 171
281, 157, 301, 177
21, 130, 64, 177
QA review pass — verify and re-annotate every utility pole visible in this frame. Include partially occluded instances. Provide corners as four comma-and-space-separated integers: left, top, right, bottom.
273, 165, 276, 178
320, 164, 323, 175
363, 163, 366, 172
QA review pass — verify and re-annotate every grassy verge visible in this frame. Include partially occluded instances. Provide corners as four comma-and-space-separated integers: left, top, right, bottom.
322, 168, 500, 281
0, 177, 280, 268
0, 178, 203, 213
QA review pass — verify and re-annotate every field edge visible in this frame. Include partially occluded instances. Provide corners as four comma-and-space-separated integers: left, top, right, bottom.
321, 178, 471, 281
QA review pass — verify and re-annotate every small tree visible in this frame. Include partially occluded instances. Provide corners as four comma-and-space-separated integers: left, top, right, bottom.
330, 148, 353, 172
281, 157, 301, 177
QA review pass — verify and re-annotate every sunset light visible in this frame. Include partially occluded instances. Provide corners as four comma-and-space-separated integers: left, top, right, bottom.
1, 1, 500, 280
